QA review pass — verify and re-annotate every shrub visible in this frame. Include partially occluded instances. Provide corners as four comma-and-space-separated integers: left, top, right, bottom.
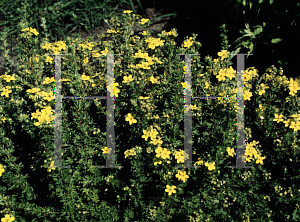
0, 10, 300, 221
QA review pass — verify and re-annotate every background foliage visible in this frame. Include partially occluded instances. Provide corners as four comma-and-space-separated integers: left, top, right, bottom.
134, 0, 300, 79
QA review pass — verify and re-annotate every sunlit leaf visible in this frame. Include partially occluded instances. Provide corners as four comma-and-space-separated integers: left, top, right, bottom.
271, 38, 282, 43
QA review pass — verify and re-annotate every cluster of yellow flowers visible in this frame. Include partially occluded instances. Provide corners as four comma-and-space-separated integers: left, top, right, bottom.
0, 165, 15, 221
274, 184, 294, 197
244, 140, 265, 164
40, 160, 56, 172
273, 110, 300, 132
1, 10, 300, 217
226, 142, 266, 165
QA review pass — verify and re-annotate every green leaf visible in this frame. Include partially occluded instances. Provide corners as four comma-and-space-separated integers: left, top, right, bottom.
213, 199, 219, 203
254, 27, 263, 35
271, 38, 282, 43
269, 0, 273, 4
249, 42, 254, 52
203, 131, 210, 137
293, 208, 298, 220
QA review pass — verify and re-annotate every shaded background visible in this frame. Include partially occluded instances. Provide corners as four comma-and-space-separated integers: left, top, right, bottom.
133, 0, 300, 79
0, 0, 299, 79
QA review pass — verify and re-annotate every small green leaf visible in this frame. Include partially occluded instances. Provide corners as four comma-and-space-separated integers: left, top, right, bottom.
269, 0, 273, 4
249, 42, 254, 52
271, 38, 282, 43
254, 27, 263, 35
213, 199, 220, 203
293, 208, 298, 220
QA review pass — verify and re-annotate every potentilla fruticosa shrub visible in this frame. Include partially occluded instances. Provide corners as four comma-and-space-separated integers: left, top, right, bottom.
0, 9, 300, 222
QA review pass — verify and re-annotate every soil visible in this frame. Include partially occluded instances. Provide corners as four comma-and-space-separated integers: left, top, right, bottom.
0, 4, 174, 77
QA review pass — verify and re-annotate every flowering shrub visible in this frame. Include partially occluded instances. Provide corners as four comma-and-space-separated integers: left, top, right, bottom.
0, 9, 300, 221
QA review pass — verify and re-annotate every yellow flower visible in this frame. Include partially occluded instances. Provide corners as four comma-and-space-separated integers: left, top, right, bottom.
123, 10, 133, 14
204, 82, 210, 89
142, 130, 151, 141
41, 42, 52, 50
204, 162, 216, 171
155, 147, 164, 158
107, 29, 117, 34
2, 75, 16, 82
81, 74, 90, 81
125, 113, 137, 125
45, 56, 53, 64
258, 83, 269, 95
146, 147, 152, 153
165, 185, 176, 196
1, 86, 12, 97
122, 75, 134, 83
214, 58, 220, 63
217, 50, 229, 60
148, 75, 159, 84
256, 156, 265, 165
1, 214, 15, 222
153, 157, 162, 165
225, 66, 236, 80
273, 114, 284, 123
100, 47, 109, 55
83, 57, 89, 65
149, 128, 158, 140
216, 69, 226, 82
288, 78, 300, 96
21, 27, 39, 36
145, 37, 165, 49
175, 170, 189, 182
42, 77, 55, 84
124, 149, 136, 158
140, 18, 149, 25
174, 150, 187, 164
150, 138, 163, 146
227, 147, 235, 157
195, 158, 204, 166
52, 46, 61, 55
140, 31, 148, 36
42, 91, 54, 102
244, 90, 252, 101
102, 147, 111, 154
0, 165, 5, 177
181, 82, 185, 88
47, 161, 56, 172
160, 148, 171, 159
21, 27, 30, 32
107, 82, 121, 98
30, 27, 39, 36
183, 37, 193, 48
